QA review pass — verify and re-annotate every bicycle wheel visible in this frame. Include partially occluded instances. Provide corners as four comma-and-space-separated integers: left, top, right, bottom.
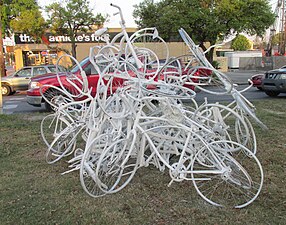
41, 113, 72, 149
131, 47, 160, 79
40, 85, 74, 111
96, 45, 121, 68
178, 28, 211, 68
231, 88, 268, 130
184, 67, 233, 95
45, 123, 83, 164
79, 134, 109, 198
156, 54, 199, 88
56, 55, 89, 98
95, 131, 139, 194
97, 91, 135, 120
191, 141, 263, 208
192, 103, 256, 153
144, 118, 202, 173
149, 124, 187, 171
178, 28, 232, 94
140, 80, 197, 99
235, 115, 257, 155
129, 28, 169, 62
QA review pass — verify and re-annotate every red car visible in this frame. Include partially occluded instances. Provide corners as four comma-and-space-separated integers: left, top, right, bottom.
27, 57, 124, 110
27, 57, 212, 110
249, 73, 264, 90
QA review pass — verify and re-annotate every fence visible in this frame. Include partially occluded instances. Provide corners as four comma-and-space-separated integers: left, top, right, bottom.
239, 56, 286, 71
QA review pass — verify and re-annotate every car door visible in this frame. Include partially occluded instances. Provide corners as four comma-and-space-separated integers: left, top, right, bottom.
11, 67, 33, 90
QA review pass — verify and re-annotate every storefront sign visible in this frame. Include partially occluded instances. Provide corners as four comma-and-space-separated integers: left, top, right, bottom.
3, 36, 15, 46
14, 32, 133, 44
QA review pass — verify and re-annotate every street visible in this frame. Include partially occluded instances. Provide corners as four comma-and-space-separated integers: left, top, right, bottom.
1, 91, 47, 114
1, 84, 285, 115
1, 69, 286, 114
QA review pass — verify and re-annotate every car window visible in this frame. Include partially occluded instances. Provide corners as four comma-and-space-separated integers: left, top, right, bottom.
47, 66, 56, 73
15, 68, 32, 77
34, 67, 48, 76
48, 65, 67, 73
84, 62, 98, 75
70, 57, 97, 75
71, 57, 89, 73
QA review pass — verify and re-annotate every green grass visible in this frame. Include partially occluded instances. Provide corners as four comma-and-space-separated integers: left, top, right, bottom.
0, 99, 286, 225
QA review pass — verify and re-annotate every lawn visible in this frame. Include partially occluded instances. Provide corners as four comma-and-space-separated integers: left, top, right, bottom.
0, 98, 286, 225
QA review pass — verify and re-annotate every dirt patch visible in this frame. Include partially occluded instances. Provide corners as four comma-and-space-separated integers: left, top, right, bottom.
262, 109, 285, 115
22, 114, 46, 121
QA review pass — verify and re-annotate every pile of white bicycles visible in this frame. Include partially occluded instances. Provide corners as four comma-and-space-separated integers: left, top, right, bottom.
40, 4, 267, 208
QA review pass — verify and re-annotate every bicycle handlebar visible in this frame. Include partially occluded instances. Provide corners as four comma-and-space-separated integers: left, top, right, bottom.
203, 37, 235, 55
110, 3, 125, 25
203, 43, 224, 55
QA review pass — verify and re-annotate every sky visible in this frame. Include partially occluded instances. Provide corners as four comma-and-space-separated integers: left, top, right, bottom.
38, 0, 278, 28
37, 0, 144, 28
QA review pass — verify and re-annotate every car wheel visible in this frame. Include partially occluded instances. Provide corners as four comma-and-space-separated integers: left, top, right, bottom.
43, 88, 73, 111
1, 84, 11, 96
44, 91, 61, 112
265, 91, 280, 97
44, 101, 53, 111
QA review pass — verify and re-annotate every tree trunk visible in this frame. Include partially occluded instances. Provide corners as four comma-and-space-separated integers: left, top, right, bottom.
207, 47, 214, 64
71, 38, 77, 59
199, 42, 214, 64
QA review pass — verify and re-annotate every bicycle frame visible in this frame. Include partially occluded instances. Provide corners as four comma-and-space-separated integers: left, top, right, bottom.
38, 6, 265, 208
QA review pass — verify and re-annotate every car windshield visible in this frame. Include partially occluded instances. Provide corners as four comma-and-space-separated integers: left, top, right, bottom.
70, 57, 89, 73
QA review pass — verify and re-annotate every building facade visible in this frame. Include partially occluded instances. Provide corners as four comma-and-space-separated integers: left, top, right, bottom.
6, 28, 228, 72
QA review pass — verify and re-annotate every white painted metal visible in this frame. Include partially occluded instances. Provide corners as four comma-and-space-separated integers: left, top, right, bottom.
39, 4, 266, 208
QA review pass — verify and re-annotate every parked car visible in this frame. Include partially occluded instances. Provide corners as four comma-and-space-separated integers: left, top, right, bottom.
27, 57, 122, 110
262, 68, 286, 97
27, 57, 212, 110
1, 65, 66, 96
249, 73, 264, 90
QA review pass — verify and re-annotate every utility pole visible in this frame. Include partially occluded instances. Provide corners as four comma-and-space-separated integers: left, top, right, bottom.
279, 0, 286, 55
0, 22, 4, 113
283, 0, 286, 55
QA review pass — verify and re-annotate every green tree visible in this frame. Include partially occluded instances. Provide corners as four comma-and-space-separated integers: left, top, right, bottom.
10, 10, 46, 42
270, 32, 286, 46
231, 34, 252, 51
45, 0, 106, 59
0, 0, 43, 77
0, 0, 43, 36
134, 0, 275, 62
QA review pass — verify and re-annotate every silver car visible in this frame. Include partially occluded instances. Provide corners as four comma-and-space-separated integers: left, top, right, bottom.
1, 65, 66, 96
262, 68, 286, 97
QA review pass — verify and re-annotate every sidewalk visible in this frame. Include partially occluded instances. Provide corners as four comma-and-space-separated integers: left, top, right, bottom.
225, 70, 265, 85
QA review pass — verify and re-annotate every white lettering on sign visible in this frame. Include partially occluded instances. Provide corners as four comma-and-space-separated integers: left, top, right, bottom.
76, 35, 83, 42
16, 33, 110, 43
19, 34, 35, 42
84, 35, 90, 42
